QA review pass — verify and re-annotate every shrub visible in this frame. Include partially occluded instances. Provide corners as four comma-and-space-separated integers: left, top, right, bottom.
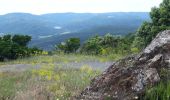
56, 38, 80, 53
0, 34, 42, 61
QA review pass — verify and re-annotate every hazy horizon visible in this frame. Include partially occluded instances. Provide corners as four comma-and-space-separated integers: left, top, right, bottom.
1, 11, 150, 16
0, 0, 162, 15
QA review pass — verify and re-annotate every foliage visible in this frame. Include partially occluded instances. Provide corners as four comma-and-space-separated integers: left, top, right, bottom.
136, 0, 170, 48
29, 47, 44, 56
0, 13, 150, 50
12, 35, 31, 46
80, 35, 103, 55
56, 38, 80, 53
55, 32, 138, 57
0, 34, 42, 61
143, 81, 170, 100
80, 33, 136, 56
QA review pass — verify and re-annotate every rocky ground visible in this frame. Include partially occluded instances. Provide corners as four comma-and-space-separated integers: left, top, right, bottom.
76, 30, 170, 100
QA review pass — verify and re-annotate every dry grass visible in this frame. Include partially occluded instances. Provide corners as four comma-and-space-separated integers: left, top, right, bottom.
0, 54, 111, 100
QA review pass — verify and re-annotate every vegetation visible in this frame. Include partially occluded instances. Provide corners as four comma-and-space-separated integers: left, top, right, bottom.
133, 2, 170, 98
52, 0, 170, 99
0, 35, 42, 61
81, 34, 121, 55
0, 13, 149, 50
143, 81, 170, 100
56, 33, 137, 58
55, 0, 170, 56
56, 38, 80, 53
0, 0, 169, 100
0, 71, 32, 99
136, 0, 170, 49
0, 54, 105, 99
0, 54, 113, 65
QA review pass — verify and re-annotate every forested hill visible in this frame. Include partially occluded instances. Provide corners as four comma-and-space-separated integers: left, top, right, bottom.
0, 12, 150, 50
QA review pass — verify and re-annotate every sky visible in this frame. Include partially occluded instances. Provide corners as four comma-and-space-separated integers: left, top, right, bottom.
0, 0, 162, 15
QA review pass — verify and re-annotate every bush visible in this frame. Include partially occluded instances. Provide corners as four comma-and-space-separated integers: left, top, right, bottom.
0, 34, 42, 61
80, 33, 135, 56
136, 0, 170, 48
56, 38, 80, 53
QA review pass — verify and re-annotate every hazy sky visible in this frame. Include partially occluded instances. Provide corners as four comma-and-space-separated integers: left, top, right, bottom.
0, 0, 162, 15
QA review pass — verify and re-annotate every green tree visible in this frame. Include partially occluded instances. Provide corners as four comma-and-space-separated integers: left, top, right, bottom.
56, 42, 66, 52
3, 34, 11, 42
137, 0, 170, 48
0, 34, 41, 61
81, 35, 102, 55
65, 38, 80, 53
100, 33, 119, 48
12, 35, 31, 46
137, 22, 152, 47
56, 38, 80, 53
80, 34, 135, 55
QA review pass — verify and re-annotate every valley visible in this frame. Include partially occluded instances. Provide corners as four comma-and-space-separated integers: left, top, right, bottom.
0, 0, 169, 99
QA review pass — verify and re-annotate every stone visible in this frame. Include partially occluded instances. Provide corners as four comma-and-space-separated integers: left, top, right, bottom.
76, 30, 170, 100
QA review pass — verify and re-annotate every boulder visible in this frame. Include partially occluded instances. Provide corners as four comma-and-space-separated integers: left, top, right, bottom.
76, 30, 170, 100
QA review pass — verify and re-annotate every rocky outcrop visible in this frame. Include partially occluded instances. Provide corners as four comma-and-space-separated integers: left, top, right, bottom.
77, 30, 170, 100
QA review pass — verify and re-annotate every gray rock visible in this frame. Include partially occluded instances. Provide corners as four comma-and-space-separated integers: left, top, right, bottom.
76, 30, 170, 100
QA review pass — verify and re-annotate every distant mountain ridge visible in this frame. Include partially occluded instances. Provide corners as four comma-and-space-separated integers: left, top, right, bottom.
0, 12, 150, 50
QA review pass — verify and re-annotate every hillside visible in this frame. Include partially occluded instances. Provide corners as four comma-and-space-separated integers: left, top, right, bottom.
77, 30, 170, 100
0, 30, 169, 100
0, 54, 113, 99
0, 12, 150, 50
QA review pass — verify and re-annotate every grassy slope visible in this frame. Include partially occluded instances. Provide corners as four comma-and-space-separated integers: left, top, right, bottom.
0, 54, 114, 100
0, 54, 169, 100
